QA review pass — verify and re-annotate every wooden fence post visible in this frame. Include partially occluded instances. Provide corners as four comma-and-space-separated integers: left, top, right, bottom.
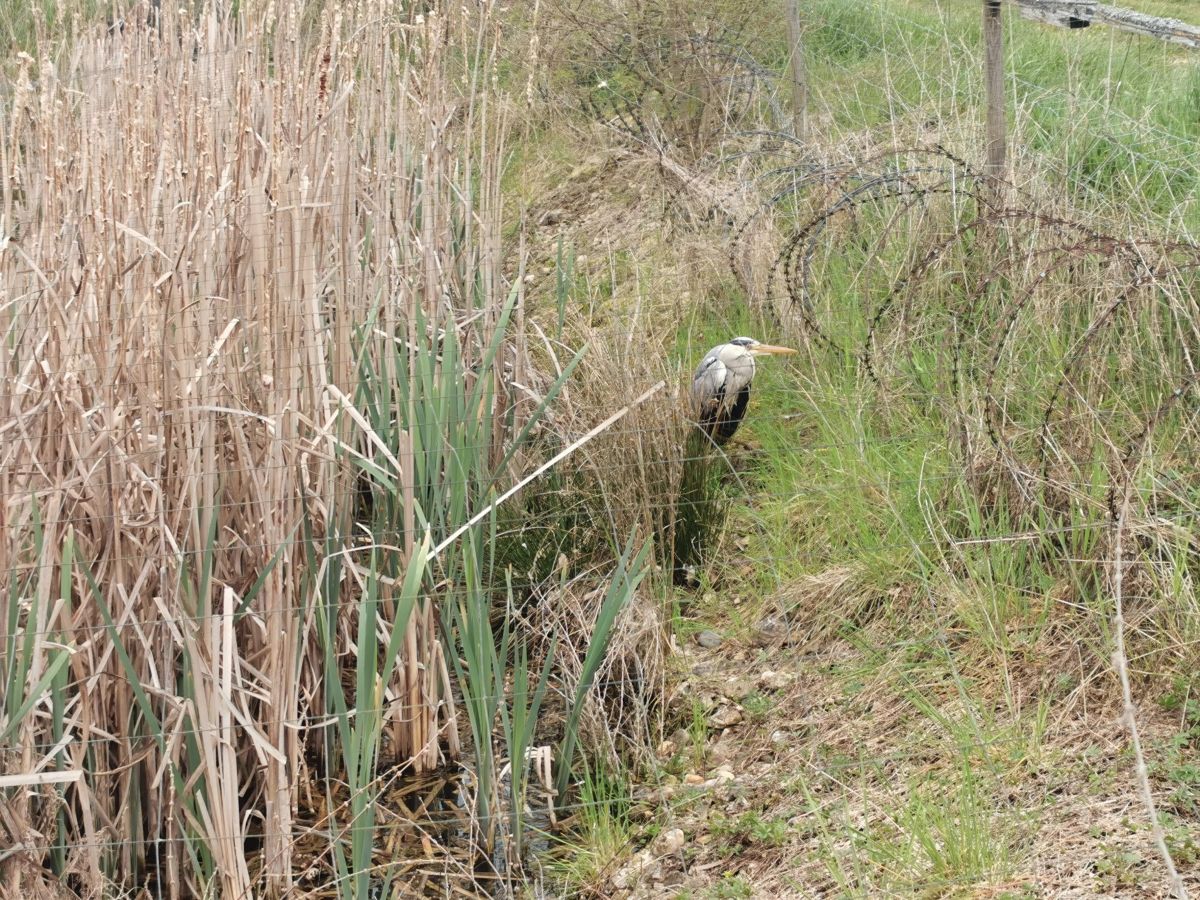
983, 0, 1007, 176
787, 0, 808, 142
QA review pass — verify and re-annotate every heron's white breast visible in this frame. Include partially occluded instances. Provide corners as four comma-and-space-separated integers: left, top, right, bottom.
716, 344, 755, 394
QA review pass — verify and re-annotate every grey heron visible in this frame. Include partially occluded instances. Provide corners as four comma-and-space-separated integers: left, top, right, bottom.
691, 337, 796, 443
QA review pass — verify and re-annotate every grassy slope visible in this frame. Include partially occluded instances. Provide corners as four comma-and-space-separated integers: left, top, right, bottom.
801, 0, 1200, 234
516, 0, 1200, 897
680, 6, 1200, 894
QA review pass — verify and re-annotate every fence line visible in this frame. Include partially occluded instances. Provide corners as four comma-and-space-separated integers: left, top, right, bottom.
0, 410, 1174, 481
5, 657, 1071, 759
6, 503, 1200, 647
7, 728, 1035, 856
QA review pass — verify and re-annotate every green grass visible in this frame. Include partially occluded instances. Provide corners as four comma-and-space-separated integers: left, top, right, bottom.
654, 68, 1199, 890
709, 810, 790, 852
546, 763, 638, 892
496, 0, 1200, 893
791, 0, 1200, 232
778, 735, 1038, 895
0, 0, 103, 54
703, 874, 755, 898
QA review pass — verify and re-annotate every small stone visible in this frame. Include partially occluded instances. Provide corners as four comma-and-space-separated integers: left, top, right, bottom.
654, 827, 686, 855
670, 727, 690, 746
770, 730, 790, 744
611, 849, 654, 890
759, 670, 793, 691
714, 766, 735, 783
684, 772, 705, 785
709, 733, 738, 765
710, 705, 743, 728
610, 868, 633, 890
656, 739, 676, 758
753, 616, 789, 646
696, 630, 723, 649
723, 676, 756, 700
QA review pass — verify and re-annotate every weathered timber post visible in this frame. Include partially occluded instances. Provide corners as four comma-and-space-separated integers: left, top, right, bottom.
983, 0, 1007, 176
787, 0, 808, 142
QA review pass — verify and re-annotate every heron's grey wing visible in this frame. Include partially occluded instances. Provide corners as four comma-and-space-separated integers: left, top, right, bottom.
692, 353, 728, 408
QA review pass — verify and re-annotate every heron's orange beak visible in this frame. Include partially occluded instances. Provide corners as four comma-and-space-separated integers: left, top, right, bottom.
751, 344, 798, 356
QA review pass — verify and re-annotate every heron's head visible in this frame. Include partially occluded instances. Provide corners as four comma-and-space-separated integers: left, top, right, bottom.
729, 336, 797, 356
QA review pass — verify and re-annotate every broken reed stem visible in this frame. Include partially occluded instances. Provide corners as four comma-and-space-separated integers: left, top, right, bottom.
1111, 470, 1188, 898
430, 382, 668, 560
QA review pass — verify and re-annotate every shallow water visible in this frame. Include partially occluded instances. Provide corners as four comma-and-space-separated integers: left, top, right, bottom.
282, 762, 559, 898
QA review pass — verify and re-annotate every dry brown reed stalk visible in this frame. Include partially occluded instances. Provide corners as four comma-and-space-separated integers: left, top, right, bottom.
1111, 449, 1188, 897
773, 563, 890, 645
541, 320, 690, 573
654, 146, 784, 310
524, 579, 668, 773
477, 320, 683, 767
0, 1, 515, 894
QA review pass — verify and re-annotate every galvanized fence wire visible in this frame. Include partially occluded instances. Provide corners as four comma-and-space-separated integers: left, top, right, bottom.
0, 0, 1190, 183
3, 731, 1054, 858
0, 424, 1171, 516
4, 478, 1196, 590
7, 643, 1051, 757
12, 718, 1167, 900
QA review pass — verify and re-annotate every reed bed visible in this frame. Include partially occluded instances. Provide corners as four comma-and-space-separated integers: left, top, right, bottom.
0, 2, 628, 896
